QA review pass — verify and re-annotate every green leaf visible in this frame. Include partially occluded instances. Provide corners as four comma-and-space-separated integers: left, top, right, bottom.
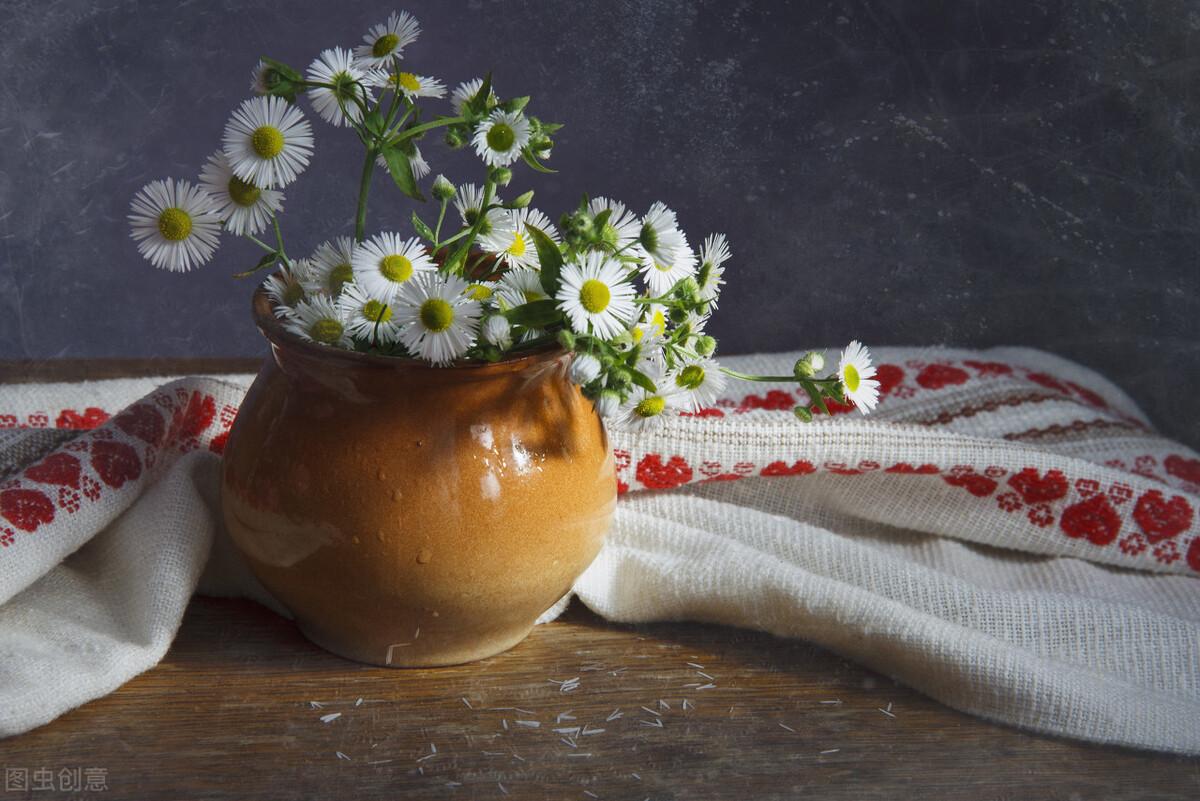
521, 148, 557, 174
803, 380, 830, 416
503, 95, 530, 113
234, 250, 280, 278
538, 121, 564, 134
471, 71, 493, 115
503, 298, 562, 328
627, 368, 659, 394
363, 108, 386, 138
260, 56, 301, 83
526, 225, 564, 295
411, 211, 435, 242
381, 145, 425, 201
593, 208, 612, 232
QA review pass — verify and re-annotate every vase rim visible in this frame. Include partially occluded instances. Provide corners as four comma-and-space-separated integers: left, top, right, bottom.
252, 282, 564, 373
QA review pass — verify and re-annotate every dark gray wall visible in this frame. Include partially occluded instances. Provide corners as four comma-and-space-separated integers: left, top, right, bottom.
1, 0, 1197, 447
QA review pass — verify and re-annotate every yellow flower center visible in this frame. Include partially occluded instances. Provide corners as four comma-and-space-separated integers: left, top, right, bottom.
677, 365, 705, 390
579, 279, 610, 314
843, 364, 860, 393
649, 309, 666, 336
157, 207, 192, 241
227, 175, 261, 207
373, 33, 399, 58
328, 263, 353, 293
362, 300, 392, 323
397, 72, 421, 92
310, 319, 344, 344
486, 122, 515, 152
654, 261, 672, 272
507, 232, 527, 257
634, 396, 666, 418
467, 283, 494, 301
282, 282, 304, 306
380, 254, 413, 283
419, 298, 454, 332
251, 125, 284, 159
523, 289, 545, 303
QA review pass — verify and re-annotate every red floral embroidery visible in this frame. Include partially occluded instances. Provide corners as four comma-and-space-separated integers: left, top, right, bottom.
81, 475, 101, 501
1066, 381, 1107, 409
90, 441, 143, 489
114, 404, 166, 447
996, 491, 1022, 512
24, 453, 83, 489
57, 487, 81, 513
1132, 490, 1193, 543
55, 407, 110, 430
171, 392, 217, 441
209, 431, 230, 455
875, 364, 905, 395
761, 460, 816, 477
679, 407, 725, 418
1027, 503, 1054, 528
916, 364, 969, 390
1108, 483, 1134, 506
1007, 468, 1069, 505
26, 413, 49, 428
1153, 540, 1180, 565
0, 488, 55, 532
885, 463, 940, 475
736, 390, 796, 412
0, 415, 17, 429
943, 473, 998, 497
1026, 372, 1070, 394
1119, 532, 1147, 556
1060, 495, 1121, 546
636, 454, 693, 490
1164, 455, 1200, 486
963, 360, 1013, 377
1188, 538, 1200, 573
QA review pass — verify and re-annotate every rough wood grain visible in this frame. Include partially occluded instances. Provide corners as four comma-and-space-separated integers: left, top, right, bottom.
0, 598, 1196, 800
0, 359, 1197, 799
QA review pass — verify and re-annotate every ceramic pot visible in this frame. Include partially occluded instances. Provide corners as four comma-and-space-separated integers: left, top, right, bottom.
220, 287, 616, 667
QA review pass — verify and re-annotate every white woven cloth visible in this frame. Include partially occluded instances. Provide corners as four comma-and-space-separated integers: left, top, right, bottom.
1, 348, 1198, 752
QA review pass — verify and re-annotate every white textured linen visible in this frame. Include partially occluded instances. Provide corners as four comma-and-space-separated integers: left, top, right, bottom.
0, 347, 1198, 752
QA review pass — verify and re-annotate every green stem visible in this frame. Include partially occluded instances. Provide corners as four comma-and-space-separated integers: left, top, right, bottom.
390, 115, 468, 142
433, 198, 448, 243
354, 147, 378, 242
244, 234, 276, 254
718, 368, 841, 384
270, 215, 291, 268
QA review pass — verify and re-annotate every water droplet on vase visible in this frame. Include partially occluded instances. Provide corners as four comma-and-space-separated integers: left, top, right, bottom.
376, 467, 387, 481
391, 489, 401, 502
351, 535, 361, 545
417, 548, 433, 564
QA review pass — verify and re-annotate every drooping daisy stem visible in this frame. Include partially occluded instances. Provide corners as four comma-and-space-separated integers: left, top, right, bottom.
270, 214, 292, 268
717, 367, 842, 385
354, 146, 377, 242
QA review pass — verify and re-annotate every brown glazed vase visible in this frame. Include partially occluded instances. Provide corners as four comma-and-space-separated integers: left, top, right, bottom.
220, 287, 616, 667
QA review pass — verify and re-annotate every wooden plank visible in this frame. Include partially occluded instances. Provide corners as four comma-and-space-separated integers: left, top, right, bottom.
0, 597, 1194, 800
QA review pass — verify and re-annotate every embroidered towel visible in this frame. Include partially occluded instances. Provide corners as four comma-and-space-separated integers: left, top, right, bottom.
1, 347, 1198, 752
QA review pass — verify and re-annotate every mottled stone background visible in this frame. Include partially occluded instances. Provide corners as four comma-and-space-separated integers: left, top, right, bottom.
1, 0, 1197, 446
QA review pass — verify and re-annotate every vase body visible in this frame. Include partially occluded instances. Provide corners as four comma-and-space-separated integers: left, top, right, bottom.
220, 290, 616, 666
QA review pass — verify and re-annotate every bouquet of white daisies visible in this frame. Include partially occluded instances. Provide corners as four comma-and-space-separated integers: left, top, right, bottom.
128, 10, 879, 429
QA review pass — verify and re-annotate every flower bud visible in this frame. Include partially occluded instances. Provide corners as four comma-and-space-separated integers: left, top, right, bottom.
556, 329, 576, 351
795, 350, 825, 379
444, 129, 466, 149
595, 389, 621, 419
431, 174, 456, 201
507, 190, 534, 209
694, 335, 717, 357
793, 405, 813, 422
489, 167, 513, 186
569, 352, 603, 385
481, 315, 512, 351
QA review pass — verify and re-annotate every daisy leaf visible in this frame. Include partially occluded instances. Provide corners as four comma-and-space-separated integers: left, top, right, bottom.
526, 224, 563, 294
381, 145, 426, 201
521, 148, 557, 174
504, 298, 561, 328
627, 368, 659, 394
234, 250, 280, 278
411, 211, 435, 242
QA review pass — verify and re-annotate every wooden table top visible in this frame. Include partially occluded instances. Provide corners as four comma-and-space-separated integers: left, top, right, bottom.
1, 359, 1197, 800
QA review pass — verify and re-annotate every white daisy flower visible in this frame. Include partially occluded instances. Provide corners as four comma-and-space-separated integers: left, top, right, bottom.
481, 315, 513, 351
452, 77, 497, 115
128, 178, 222, 273
394, 273, 482, 365
355, 10, 421, 69
696, 233, 731, 305
307, 48, 372, 128
472, 110, 530, 168
222, 96, 314, 189
838, 340, 881, 414
637, 201, 688, 267
555, 251, 638, 340
386, 72, 446, 101
306, 236, 357, 296
198, 150, 284, 237
632, 303, 669, 350
351, 232, 435, 298
250, 60, 283, 95
263, 260, 313, 318
588, 197, 642, 253
641, 244, 697, 297
495, 267, 548, 310
453, 183, 507, 235
568, 352, 603, 385
338, 282, 403, 345
616, 370, 683, 432
670, 358, 728, 411
478, 208, 559, 270
285, 295, 352, 348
